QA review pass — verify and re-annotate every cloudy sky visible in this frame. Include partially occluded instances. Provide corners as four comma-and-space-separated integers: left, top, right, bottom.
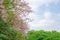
25, 0, 60, 31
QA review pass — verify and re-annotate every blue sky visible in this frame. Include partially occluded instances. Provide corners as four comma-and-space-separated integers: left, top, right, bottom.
25, 0, 60, 31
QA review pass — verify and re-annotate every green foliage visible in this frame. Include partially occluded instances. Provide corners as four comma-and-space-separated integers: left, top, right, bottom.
28, 30, 60, 40
4, 0, 15, 10
0, 15, 26, 40
3, 0, 17, 26
0, 15, 15, 40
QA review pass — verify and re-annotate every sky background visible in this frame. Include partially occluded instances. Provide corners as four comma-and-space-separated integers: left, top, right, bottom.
25, 0, 60, 32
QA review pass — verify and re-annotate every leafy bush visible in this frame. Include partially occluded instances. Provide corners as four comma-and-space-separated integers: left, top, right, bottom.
28, 30, 60, 40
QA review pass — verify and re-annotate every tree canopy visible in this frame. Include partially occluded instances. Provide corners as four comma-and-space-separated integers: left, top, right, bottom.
28, 30, 60, 40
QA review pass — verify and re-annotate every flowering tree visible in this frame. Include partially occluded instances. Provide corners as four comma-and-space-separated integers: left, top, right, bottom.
0, 0, 32, 40
0, 0, 32, 34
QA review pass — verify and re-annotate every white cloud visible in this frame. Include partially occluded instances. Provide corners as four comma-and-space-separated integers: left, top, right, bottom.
44, 11, 52, 19
29, 11, 55, 31
38, 13, 54, 27
25, 0, 59, 11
